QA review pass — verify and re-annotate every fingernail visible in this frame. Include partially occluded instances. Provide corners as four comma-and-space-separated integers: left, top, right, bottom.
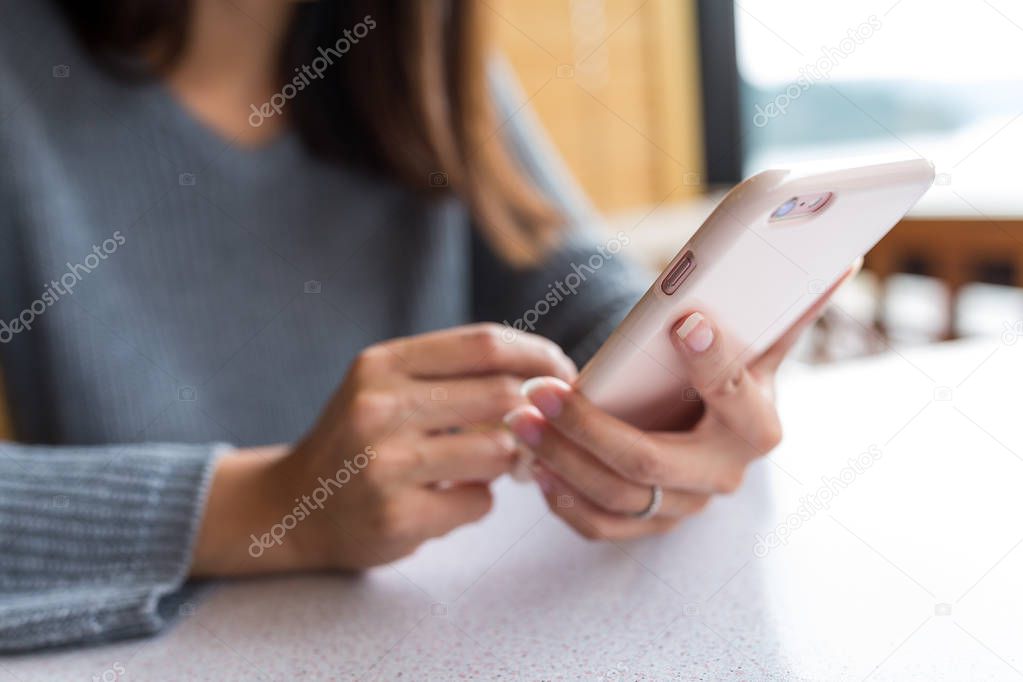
676, 313, 714, 353
493, 429, 517, 454
510, 445, 534, 482
503, 408, 543, 448
520, 377, 570, 418
532, 466, 555, 495
559, 352, 579, 380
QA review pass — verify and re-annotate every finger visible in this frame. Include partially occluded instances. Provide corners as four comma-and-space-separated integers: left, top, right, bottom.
754, 259, 862, 375
383, 323, 577, 382
517, 378, 754, 491
532, 466, 680, 540
504, 406, 710, 516
651, 427, 760, 494
406, 375, 529, 431
399, 429, 517, 484
518, 376, 652, 471
417, 483, 494, 538
670, 314, 782, 454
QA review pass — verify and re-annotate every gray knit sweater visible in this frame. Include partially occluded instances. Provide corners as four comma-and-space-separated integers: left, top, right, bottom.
0, 1, 647, 652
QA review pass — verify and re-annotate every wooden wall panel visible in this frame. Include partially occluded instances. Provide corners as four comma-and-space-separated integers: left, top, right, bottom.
490, 0, 705, 213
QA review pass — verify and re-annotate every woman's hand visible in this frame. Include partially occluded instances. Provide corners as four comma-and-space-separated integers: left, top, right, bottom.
191, 324, 576, 576
503, 275, 852, 540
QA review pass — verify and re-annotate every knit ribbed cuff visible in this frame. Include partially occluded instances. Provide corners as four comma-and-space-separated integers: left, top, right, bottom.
0, 441, 227, 652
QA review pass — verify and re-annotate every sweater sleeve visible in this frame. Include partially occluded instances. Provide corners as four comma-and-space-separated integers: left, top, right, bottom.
0, 15, 226, 652
471, 61, 652, 366
0, 441, 226, 652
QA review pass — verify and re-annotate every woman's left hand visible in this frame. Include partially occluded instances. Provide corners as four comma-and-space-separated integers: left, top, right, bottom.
503, 273, 852, 540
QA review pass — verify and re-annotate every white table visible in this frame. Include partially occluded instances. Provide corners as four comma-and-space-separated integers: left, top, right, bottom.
5, 337, 1023, 681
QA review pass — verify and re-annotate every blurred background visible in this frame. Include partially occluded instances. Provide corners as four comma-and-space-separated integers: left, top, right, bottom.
0, 0, 1012, 438
494, 0, 1023, 362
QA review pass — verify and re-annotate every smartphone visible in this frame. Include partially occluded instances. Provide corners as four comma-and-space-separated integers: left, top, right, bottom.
576, 157, 934, 430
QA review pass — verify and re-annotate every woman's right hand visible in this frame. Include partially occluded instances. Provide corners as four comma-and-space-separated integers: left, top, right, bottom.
191, 324, 577, 576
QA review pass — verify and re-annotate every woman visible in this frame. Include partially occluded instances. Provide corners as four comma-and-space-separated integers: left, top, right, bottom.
0, 0, 846, 651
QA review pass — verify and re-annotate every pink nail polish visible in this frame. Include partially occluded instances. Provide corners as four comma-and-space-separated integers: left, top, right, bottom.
493, 429, 517, 454
503, 409, 543, 448
520, 377, 569, 418
676, 313, 714, 353
533, 468, 554, 494
510, 445, 535, 482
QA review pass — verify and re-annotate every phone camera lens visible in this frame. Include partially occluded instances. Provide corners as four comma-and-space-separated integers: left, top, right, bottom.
772, 198, 798, 219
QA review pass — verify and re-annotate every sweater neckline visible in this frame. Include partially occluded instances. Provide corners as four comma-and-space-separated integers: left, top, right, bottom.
137, 78, 305, 178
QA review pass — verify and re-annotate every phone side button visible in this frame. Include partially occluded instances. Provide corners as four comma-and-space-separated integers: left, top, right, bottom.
660, 251, 695, 295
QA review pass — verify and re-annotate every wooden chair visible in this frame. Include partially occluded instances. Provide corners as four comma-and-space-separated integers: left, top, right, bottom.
865, 217, 1023, 340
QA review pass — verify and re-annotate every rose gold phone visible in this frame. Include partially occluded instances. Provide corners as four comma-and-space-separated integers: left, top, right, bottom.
576, 157, 934, 430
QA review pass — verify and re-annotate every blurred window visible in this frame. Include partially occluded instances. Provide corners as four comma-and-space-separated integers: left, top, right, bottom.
734, 0, 1023, 213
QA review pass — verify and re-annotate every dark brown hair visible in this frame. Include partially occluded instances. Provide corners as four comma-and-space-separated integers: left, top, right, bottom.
52, 0, 562, 266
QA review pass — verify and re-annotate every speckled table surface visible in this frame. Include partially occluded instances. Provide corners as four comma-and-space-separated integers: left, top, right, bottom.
5, 337, 1023, 681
